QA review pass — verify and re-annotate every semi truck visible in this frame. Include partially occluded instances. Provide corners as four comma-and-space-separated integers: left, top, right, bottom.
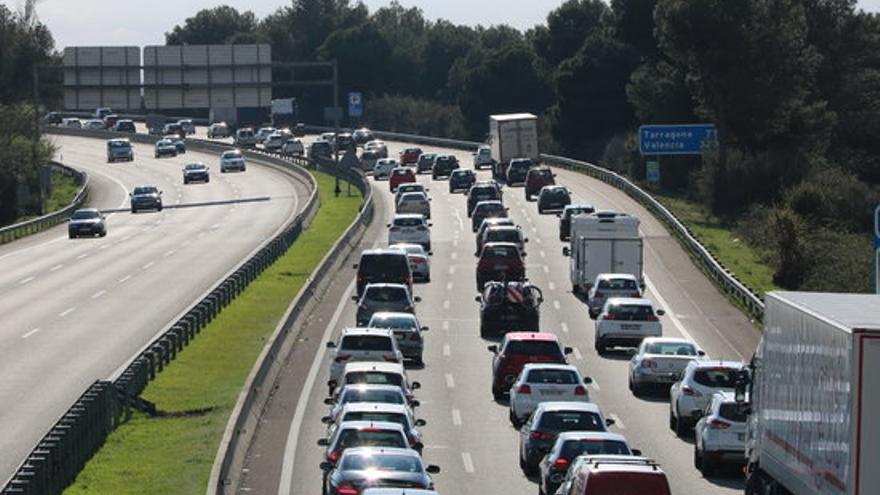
271, 98, 297, 128
562, 211, 643, 294
736, 291, 880, 495
488, 113, 539, 179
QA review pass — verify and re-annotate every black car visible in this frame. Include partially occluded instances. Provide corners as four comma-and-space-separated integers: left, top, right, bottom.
505, 158, 535, 185
113, 119, 136, 133
352, 128, 374, 145
130, 186, 163, 213
321, 447, 439, 495
335, 133, 354, 152
183, 163, 210, 184
448, 169, 476, 193
309, 140, 333, 160
432, 154, 459, 179
416, 153, 437, 174
68, 208, 107, 238
558, 204, 596, 241
537, 186, 571, 214
467, 183, 503, 217
476, 281, 542, 337
353, 249, 413, 296
43, 112, 62, 125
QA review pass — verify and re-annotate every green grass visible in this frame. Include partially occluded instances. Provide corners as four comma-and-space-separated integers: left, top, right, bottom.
6, 169, 81, 226
651, 192, 779, 297
64, 172, 362, 495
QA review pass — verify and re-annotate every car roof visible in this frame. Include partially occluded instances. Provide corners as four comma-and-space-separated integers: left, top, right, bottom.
393, 213, 426, 219
340, 327, 395, 338
642, 337, 694, 346
362, 489, 438, 495
363, 283, 408, 291
574, 455, 662, 472
340, 402, 409, 414
370, 311, 418, 321
482, 242, 519, 249
522, 363, 578, 372
690, 360, 744, 370
556, 431, 629, 443
339, 384, 406, 393
361, 248, 408, 256
565, 204, 595, 211
606, 297, 654, 306
400, 192, 427, 198
74, 208, 100, 214
536, 402, 603, 414
487, 225, 519, 232
336, 420, 406, 433
505, 332, 559, 342
475, 200, 504, 206
340, 446, 420, 458
596, 273, 639, 281
342, 361, 405, 374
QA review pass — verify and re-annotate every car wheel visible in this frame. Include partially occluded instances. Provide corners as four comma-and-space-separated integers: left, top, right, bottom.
538, 207, 544, 214
694, 446, 702, 469
669, 408, 677, 431
131, 208, 137, 214
700, 451, 716, 476
480, 322, 489, 338
100, 231, 107, 237
158, 205, 163, 212
492, 388, 504, 401
508, 409, 520, 427
206, 177, 210, 183
68, 233, 75, 239
594, 337, 605, 354
221, 169, 226, 173
415, 355, 424, 366
674, 413, 687, 437
184, 179, 189, 184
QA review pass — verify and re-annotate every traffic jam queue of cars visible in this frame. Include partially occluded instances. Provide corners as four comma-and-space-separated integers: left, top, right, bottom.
318, 140, 751, 495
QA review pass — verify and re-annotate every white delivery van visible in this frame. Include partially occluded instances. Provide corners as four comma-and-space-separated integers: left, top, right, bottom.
563, 211, 642, 295
488, 113, 539, 179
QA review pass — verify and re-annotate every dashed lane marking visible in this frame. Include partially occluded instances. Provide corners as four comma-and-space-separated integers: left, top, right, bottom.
443, 344, 451, 357
608, 413, 625, 429
572, 347, 583, 360
561, 322, 569, 333
21, 328, 40, 339
50, 264, 63, 272
452, 409, 462, 426
142, 261, 154, 270
118, 275, 132, 283
91, 290, 107, 299
19, 276, 35, 285
59, 307, 76, 318
553, 300, 561, 310
462, 452, 475, 473
445, 373, 456, 388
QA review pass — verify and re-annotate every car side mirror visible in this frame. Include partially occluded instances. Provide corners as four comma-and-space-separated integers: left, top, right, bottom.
327, 380, 337, 390
386, 223, 392, 228
632, 449, 642, 456
605, 417, 616, 426
656, 309, 666, 316
351, 295, 358, 302
583, 376, 593, 384
411, 400, 421, 408
564, 347, 573, 355
415, 419, 427, 427
421, 326, 430, 332
475, 296, 482, 302
522, 253, 527, 257
562, 247, 570, 257
524, 238, 529, 243
411, 381, 421, 390
488, 345, 498, 353
352, 263, 359, 269
321, 416, 333, 425
556, 212, 562, 218
320, 461, 334, 472
428, 251, 433, 256
698, 350, 706, 356
317, 438, 330, 447
426, 465, 441, 474
414, 296, 422, 303
326, 341, 337, 349
428, 223, 433, 227
323, 397, 334, 405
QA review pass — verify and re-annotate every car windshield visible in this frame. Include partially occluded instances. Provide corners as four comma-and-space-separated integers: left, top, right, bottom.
343, 412, 407, 428
482, 245, 519, 258
341, 389, 405, 405
544, 189, 569, 198
359, 254, 409, 275
531, 170, 552, 179
185, 164, 205, 170
565, 207, 594, 218
133, 187, 157, 195
471, 187, 495, 197
370, 316, 417, 330
364, 288, 408, 303
393, 217, 424, 227
526, 369, 579, 384
345, 372, 403, 387
398, 185, 422, 194
336, 429, 406, 450
222, 151, 242, 159
504, 341, 562, 356
559, 439, 630, 459
392, 169, 412, 176
538, 412, 605, 433
693, 368, 740, 387
487, 230, 520, 243
608, 304, 655, 320
341, 453, 422, 472
645, 342, 697, 356
718, 403, 748, 423
597, 279, 639, 291
400, 193, 425, 202
477, 203, 505, 213
157, 140, 172, 146
109, 141, 130, 148
340, 335, 393, 351
71, 210, 99, 220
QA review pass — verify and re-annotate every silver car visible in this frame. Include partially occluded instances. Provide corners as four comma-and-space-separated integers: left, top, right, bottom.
354, 283, 420, 327
628, 337, 705, 394
388, 243, 431, 281
68, 208, 107, 238
367, 312, 429, 364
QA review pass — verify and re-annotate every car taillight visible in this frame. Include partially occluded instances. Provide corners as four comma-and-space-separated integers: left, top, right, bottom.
682, 385, 703, 397
336, 482, 358, 495
552, 458, 569, 471
328, 449, 341, 463
594, 291, 604, 299
574, 386, 587, 396
603, 314, 617, 320
517, 384, 531, 394
708, 419, 731, 430
390, 227, 400, 232
358, 304, 367, 310
530, 431, 554, 440
645, 315, 659, 321
335, 355, 352, 362
630, 292, 641, 297
643, 359, 657, 369
403, 305, 413, 311
416, 226, 427, 231
383, 355, 399, 362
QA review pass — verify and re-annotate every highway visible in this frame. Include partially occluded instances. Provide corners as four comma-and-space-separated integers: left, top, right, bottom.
0, 134, 309, 481
228, 136, 761, 495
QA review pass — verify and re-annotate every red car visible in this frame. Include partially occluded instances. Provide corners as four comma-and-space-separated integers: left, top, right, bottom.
399, 147, 423, 166
488, 332, 572, 400
525, 167, 556, 201
476, 242, 525, 290
389, 167, 416, 192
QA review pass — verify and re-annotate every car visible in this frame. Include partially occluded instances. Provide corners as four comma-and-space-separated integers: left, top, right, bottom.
416, 153, 436, 174
362, 489, 438, 495
587, 274, 642, 318
475, 281, 542, 337
508, 364, 592, 426
325, 384, 416, 424
538, 432, 636, 495
335, 132, 354, 151
628, 337, 705, 395
389, 167, 417, 192
154, 139, 177, 158
234, 127, 258, 147
112, 119, 136, 133
537, 185, 571, 214
693, 391, 748, 475
489, 332, 572, 400
292, 122, 306, 137
177, 119, 195, 135
326, 328, 404, 384
102, 114, 120, 129
256, 127, 276, 144
329, 361, 419, 400
448, 169, 476, 193
399, 147, 422, 166
476, 242, 525, 290
373, 158, 398, 180
43, 111, 62, 125
353, 283, 420, 327
478, 225, 527, 256
364, 140, 388, 158
525, 167, 556, 200
207, 122, 230, 139
163, 134, 186, 154
388, 243, 431, 282
309, 139, 333, 159
387, 214, 431, 251
319, 421, 415, 466
396, 192, 431, 219
394, 183, 429, 206
62, 118, 82, 128
473, 144, 494, 170
360, 149, 382, 172
475, 217, 517, 252
594, 297, 665, 354
320, 447, 439, 495
281, 138, 304, 156
130, 185, 163, 213
322, 403, 427, 449
432, 154, 459, 179
94, 107, 112, 119
353, 248, 413, 297
106, 138, 133, 163
366, 311, 429, 364
470, 200, 508, 232
68, 208, 107, 239
506, 157, 536, 185
220, 149, 246, 173
352, 128, 374, 146
320, 132, 336, 144
669, 360, 745, 436
555, 455, 670, 495
83, 119, 105, 130
263, 131, 288, 151
558, 204, 596, 241
518, 402, 614, 474
162, 122, 183, 137
467, 181, 503, 216
183, 162, 210, 184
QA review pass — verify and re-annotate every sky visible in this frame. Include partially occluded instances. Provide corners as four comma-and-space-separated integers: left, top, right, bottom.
2, 0, 880, 49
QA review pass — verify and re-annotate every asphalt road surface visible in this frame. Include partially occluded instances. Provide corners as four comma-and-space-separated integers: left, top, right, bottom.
0, 134, 309, 482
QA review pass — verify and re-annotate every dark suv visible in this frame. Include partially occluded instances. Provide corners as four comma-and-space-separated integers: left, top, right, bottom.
432, 154, 459, 179
506, 158, 535, 186
467, 182, 503, 216
538, 186, 571, 214
489, 332, 572, 400
353, 249, 413, 297
476, 281, 543, 337
525, 167, 555, 200
476, 242, 525, 290
416, 153, 436, 174
448, 169, 476, 193
130, 186, 163, 213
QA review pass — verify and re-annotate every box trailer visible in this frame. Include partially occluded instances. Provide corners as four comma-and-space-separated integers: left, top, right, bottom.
740, 291, 880, 495
488, 113, 539, 175
563, 211, 643, 294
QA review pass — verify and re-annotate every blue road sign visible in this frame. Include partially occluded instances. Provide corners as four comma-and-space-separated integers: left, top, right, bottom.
646, 161, 660, 183
639, 124, 718, 155
874, 205, 880, 293
348, 92, 363, 118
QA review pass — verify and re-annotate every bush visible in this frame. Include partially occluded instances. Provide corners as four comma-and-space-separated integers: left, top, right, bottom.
361, 95, 468, 139
799, 227, 874, 293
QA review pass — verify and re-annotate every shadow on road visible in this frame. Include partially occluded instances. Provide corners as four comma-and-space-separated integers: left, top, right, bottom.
101, 196, 272, 214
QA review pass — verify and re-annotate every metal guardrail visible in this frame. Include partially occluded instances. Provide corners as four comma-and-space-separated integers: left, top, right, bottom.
1, 128, 325, 495
0, 163, 89, 245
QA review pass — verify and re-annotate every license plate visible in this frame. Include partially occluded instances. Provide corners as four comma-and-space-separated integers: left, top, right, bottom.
493, 264, 509, 270
540, 390, 564, 396
502, 314, 517, 320
621, 324, 641, 331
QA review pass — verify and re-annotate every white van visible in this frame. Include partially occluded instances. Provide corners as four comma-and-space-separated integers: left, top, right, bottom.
234, 127, 257, 147
563, 211, 643, 294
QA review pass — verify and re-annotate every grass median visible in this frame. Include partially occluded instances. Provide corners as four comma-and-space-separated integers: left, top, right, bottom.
64, 171, 363, 495
6, 168, 81, 226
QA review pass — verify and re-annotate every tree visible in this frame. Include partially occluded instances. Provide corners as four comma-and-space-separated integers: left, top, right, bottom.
419, 20, 477, 101
318, 23, 392, 97
165, 6, 258, 45
259, 0, 368, 61
0, 4, 56, 105
610, 0, 660, 58
532, 0, 610, 67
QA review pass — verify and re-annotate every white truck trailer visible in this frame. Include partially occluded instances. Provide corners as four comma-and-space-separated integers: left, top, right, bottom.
738, 291, 880, 495
562, 211, 643, 294
488, 113, 539, 177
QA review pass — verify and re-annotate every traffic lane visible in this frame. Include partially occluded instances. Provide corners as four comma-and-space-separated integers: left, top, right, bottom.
0, 136, 306, 481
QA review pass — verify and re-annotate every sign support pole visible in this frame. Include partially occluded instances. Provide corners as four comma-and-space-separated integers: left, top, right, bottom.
874, 204, 880, 294
332, 59, 340, 198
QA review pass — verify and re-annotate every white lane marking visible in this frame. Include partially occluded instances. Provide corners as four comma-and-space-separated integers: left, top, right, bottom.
452, 408, 462, 426
608, 413, 625, 429
445, 373, 456, 388
561, 322, 569, 333
118, 275, 132, 283
59, 307, 76, 318
22, 328, 40, 339
443, 344, 451, 357
278, 280, 355, 495
448, 266, 456, 275
543, 266, 550, 273
539, 250, 546, 259
19, 276, 35, 285
453, 239, 459, 247
452, 208, 464, 231
535, 237, 543, 244
142, 261, 154, 270
461, 452, 475, 473
443, 300, 450, 309
548, 282, 556, 291
446, 282, 453, 291
164, 250, 176, 257
442, 321, 450, 331
553, 300, 561, 310
100, 244, 110, 250
588, 379, 601, 392
91, 290, 107, 299
76, 253, 88, 259
526, 216, 533, 223
50, 264, 63, 272
211, 223, 222, 229
121, 236, 131, 242
451, 252, 458, 260
572, 347, 583, 360
532, 226, 538, 233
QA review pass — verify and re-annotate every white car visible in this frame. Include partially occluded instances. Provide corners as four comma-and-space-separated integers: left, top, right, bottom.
263, 131, 289, 151
389, 243, 431, 281
473, 144, 494, 170
234, 127, 257, 147
587, 273, 643, 318
177, 119, 195, 135
373, 158, 398, 180
220, 149, 246, 173
366, 311, 429, 364
207, 122, 229, 139
326, 328, 403, 385
363, 489, 438, 495
594, 297, 664, 353
508, 363, 592, 426
256, 127, 276, 144
669, 360, 745, 436
325, 384, 415, 423
84, 119, 105, 130
62, 118, 82, 128
694, 391, 747, 475
329, 361, 419, 400
323, 402, 426, 447
282, 138, 304, 156
387, 214, 431, 251
364, 140, 388, 158
628, 337, 705, 395
394, 183, 429, 205
396, 192, 431, 219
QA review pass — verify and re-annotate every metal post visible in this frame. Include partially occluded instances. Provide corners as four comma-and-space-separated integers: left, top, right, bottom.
333, 59, 342, 197
33, 65, 46, 215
